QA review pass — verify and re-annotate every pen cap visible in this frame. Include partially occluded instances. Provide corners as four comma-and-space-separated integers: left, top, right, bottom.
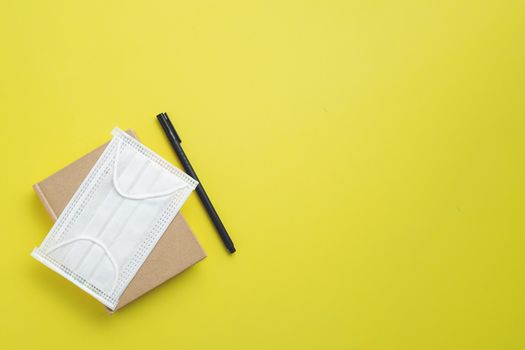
157, 113, 182, 143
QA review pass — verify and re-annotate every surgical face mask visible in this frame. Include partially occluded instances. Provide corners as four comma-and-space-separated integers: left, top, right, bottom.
31, 128, 198, 310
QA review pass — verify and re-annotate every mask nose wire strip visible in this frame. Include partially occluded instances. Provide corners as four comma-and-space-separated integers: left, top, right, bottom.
113, 139, 188, 200
45, 236, 119, 294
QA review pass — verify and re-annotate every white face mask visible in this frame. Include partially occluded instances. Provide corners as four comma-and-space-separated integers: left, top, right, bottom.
31, 128, 198, 310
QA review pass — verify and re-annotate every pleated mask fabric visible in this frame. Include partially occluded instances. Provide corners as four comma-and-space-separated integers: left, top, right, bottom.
31, 127, 198, 310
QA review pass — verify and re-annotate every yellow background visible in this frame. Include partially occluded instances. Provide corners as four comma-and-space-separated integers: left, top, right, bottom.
1, 1, 524, 349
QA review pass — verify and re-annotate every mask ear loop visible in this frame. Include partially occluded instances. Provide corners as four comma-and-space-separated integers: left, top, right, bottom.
113, 138, 188, 200
45, 236, 120, 295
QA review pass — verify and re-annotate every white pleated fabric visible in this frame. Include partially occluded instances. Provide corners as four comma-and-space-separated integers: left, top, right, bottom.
31, 128, 198, 310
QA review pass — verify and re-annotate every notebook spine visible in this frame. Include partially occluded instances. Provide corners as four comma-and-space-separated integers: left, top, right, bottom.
33, 183, 58, 221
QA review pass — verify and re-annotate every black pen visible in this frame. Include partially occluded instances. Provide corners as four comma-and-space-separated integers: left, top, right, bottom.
157, 112, 236, 254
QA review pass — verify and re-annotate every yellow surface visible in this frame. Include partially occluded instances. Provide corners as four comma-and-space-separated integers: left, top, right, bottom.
1, 1, 524, 349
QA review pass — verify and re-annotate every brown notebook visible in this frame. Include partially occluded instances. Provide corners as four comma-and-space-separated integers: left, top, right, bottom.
33, 130, 206, 310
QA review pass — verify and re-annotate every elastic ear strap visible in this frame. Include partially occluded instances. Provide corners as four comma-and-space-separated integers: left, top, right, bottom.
46, 236, 120, 294
113, 138, 188, 200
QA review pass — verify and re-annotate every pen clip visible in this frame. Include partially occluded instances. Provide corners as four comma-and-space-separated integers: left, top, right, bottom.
161, 112, 182, 143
